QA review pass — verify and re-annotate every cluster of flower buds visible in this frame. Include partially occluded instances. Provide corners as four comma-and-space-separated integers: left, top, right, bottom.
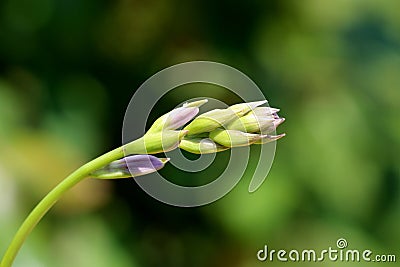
92, 99, 285, 179
179, 100, 285, 153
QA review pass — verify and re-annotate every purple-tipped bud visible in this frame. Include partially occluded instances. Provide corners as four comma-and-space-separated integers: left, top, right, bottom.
147, 107, 199, 133
91, 155, 170, 179
147, 99, 208, 134
227, 106, 285, 134
162, 107, 199, 130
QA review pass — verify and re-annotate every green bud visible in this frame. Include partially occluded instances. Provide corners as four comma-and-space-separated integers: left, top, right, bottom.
179, 137, 229, 154
209, 128, 262, 148
226, 114, 274, 133
123, 130, 188, 154
227, 106, 284, 133
228, 100, 267, 117
183, 109, 238, 135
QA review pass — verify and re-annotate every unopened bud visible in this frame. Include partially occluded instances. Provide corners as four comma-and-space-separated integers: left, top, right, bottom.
227, 107, 285, 133
209, 128, 263, 148
147, 107, 198, 133
147, 99, 208, 134
226, 114, 274, 133
179, 137, 229, 154
183, 109, 238, 135
91, 155, 170, 179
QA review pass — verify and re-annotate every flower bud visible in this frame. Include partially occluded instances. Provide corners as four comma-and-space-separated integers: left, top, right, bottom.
146, 99, 208, 134
147, 107, 198, 133
123, 130, 188, 154
91, 155, 170, 179
209, 128, 263, 148
183, 101, 271, 135
183, 109, 238, 135
179, 137, 229, 154
254, 107, 285, 134
226, 114, 274, 133
227, 106, 285, 133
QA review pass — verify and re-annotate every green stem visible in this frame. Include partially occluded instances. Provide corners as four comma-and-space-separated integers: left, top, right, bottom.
0, 147, 124, 267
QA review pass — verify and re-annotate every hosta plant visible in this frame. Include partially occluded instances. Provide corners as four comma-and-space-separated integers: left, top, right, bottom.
0, 99, 285, 267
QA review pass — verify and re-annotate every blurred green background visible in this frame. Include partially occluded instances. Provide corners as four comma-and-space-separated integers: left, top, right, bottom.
0, 0, 399, 266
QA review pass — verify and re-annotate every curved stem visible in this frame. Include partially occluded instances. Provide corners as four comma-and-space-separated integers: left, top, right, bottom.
0, 147, 124, 267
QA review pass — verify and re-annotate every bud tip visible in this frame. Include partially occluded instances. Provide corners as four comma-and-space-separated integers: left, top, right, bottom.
183, 99, 208, 108
274, 118, 286, 126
